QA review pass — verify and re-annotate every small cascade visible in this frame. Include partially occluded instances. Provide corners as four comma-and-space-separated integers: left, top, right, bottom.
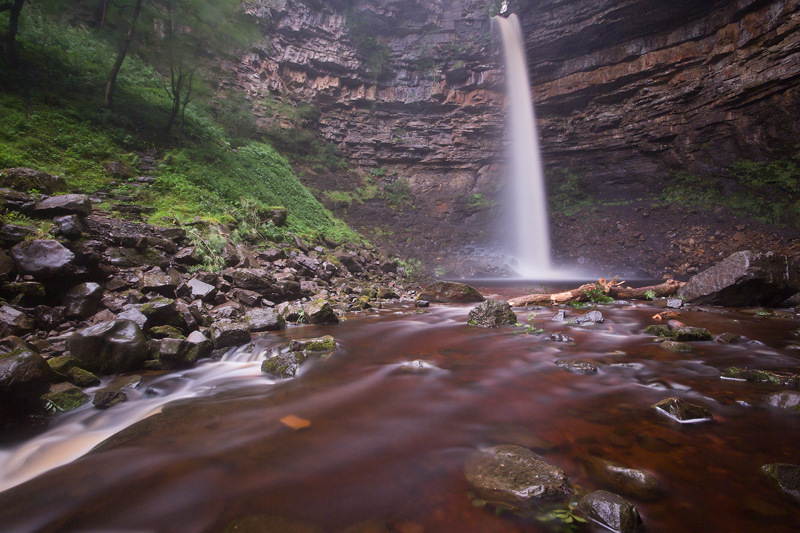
492, 14, 553, 278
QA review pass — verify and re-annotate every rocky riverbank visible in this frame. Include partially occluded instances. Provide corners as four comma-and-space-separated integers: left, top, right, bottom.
0, 167, 424, 437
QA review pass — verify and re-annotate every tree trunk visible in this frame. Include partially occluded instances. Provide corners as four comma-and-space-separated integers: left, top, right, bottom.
2, 0, 26, 65
104, 0, 142, 108
508, 279, 685, 307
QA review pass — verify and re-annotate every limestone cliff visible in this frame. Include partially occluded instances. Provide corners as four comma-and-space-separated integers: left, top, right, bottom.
238, 0, 800, 277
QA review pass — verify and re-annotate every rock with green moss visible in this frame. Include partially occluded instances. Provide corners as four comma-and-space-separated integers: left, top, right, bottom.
464, 444, 571, 510
1, 281, 46, 306
577, 490, 643, 533
763, 391, 800, 413
761, 464, 800, 498
67, 319, 149, 375
377, 288, 399, 299
140, 297, 186, 332
416, 281, 485, 303
42, 382, 89, 412
721, 367, 799, 387
360, 288, 378, 299
0, 167, 67, 194
467, 300, 517, 328
290, 335, 336, 352
211, 319, 251, 349
66, 367, 100, 387
303, 299, 339, 324
47, 354, 81, 382
93, 389, 126, 409
261, 352, 305, 378
660, 340, 692, 353
645, 324, 711, 341
653, 397, 713, 423
148, 325, 186, 340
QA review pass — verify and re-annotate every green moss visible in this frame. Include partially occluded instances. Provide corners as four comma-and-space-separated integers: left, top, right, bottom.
42, 384, 89, 413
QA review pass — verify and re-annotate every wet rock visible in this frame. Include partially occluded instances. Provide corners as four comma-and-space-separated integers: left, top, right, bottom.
246, 308, 286, 332
259, 248, 286, 262
575, 310, 604, 324
66, 367, 100, 387
232, 288, 262, 307
653, 397, 713, 423
335, 252, 364, 274
63, 282, 103, 319
361, 288, 378, 299
210, 319, 251, 349
467, 299, 517, 328
660, 340, 692, 353
716, 333, 741, 344
0, 305, 34, 339
93, 389, 127, 409
549, 334, 574, 342
230, 268, 273, 294
555, 360, 598, 373
645, 324, 711, 341
0, 348, 52, 407
666, 298, 684, 309
416, 281, 484, 303
148, 325, 186, 339
721, 367, 799, 387
53, 215, 83, 239
763, 391, 800, 413
185, 330, 213, 362
140, 297, 186, 332
398, 359, 439, 373
139, 267, 178, 297
33, 194, 92, 218
761, 464, 800, 498
678, 251, 800, 307
0, 167, 67, 194
551, 309, 567, 321
290, 335, 336, 352
464, 445, 571, 510
31, 305, 65, 330
0, 250, 14, 279
1, 225, 37, 250
174, 246, 204, 266
179, 278, 217, 302
11, 239, 75, 280
577, 490, 643, 533
103, 161, 136, 178
153, 337, 197, 366
261, 352, 304, 378
117, 305, 147, 329
41, 382, 89, 412
577, 456, 660, 501
303, 299, 339, 324
222, 515, 323, 533
67, 319, 149, 375
415, 300, 429, 308
46, 354, 82, 382
276, 301, 303, 322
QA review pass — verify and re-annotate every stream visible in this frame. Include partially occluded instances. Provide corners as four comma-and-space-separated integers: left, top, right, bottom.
0, 282, 799, 532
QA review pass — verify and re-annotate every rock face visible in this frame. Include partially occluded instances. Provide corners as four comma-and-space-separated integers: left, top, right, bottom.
237, 0, 800, 276
467, 299, 516, 327
463, 444, 571, 510
678, 251, 800, 307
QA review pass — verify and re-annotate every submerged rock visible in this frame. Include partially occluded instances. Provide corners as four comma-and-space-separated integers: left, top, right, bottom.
464, 444, 571, 510
415, 281, 485, 303
575, 310, 604, 324
555, 359, 598, 373
577, 490, 642, 533
678, 250, 800, 307
660, 340, 692, 353
398, 359, 440, 373
761, 464, 800, 498
645, 324, 711, 341
577, 455, 660, 501
763, 391, 800, 413
222, 515, 323, 533
467, 300, 517, 328
653, 397, 713, 423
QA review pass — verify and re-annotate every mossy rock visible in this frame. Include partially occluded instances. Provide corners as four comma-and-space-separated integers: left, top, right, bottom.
290, 335, 336, 352
761, 463, 800, 498
653, 397, 713, 423
42, 383, 89, 413
148, 325, 187, 340
360, 288, 378, 299
577, 490, 642, 533
66, 367, 100, 387
645, 324, 711, 341
467, 300, 517, 328
660, 341, 692, 353
0, 167, 67, 195
261, 352, 304, 379
555, 359, 598, 373
722, 367, 799, 387
416, 281, 485, 303
303, 299, 339, 325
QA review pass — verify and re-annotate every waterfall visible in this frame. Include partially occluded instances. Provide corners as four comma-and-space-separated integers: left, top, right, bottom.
492, 14, 553, 278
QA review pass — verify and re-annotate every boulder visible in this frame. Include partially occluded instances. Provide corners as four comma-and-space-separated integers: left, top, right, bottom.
140, 267, 178, 297
174, 246, 204, 266
0, 224, 36, 247
33, 194, 92, 218
93, 389, 127, 409
0, 348, 53, 407
139, 297, 186, 332
0, 167, 67, 194
0, 305, 34, 337
11, 239, 75, 280
67, 319, 149, 374
53, 215, 83, 239
185, 330, 213, 363
677, 251, 800, 307
652, 397, 713, 423
761, 464, 800, 498
258, 248, 286, 262
303, 299, 339, 324
117, 305, 147, 329
63, 282, 103, 319
256, 206, 288, 226
464, 445, 571, 510
289, 335, 336, 352
764, 391, 800, 413
577, 491, 642, 533
416, 281, 485, 303
246, 308, 286, 332
467, 300, 517, 328
184, 278, 217, 302
210, 319, 251, 349
230, 269, 274, 294
41, 383, 89, 412
261, 352, 304, 378
575, 310, 604, 324
721, 367, 799, 387
0, 281, 46, 306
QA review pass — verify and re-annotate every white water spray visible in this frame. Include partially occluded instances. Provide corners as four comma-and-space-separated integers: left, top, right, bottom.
492, 14, 553, 278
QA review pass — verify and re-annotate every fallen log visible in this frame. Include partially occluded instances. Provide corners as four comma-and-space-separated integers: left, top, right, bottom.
508, 278, 685, 307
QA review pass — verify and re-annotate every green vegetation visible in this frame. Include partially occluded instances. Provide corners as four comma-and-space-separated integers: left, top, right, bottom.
546, 167, 594, 216
345, 8, 392, 78
468, 193, 492, 210
0, 5, 363, 246
382, 178, 411, 207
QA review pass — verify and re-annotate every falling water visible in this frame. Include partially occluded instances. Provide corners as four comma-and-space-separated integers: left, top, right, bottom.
492, 14, 553, 278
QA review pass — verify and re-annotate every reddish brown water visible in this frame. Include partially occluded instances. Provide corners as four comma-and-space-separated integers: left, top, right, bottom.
1, 283, 799, 532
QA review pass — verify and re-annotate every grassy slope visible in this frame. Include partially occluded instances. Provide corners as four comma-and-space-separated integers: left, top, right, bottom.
0, 10, 362, 245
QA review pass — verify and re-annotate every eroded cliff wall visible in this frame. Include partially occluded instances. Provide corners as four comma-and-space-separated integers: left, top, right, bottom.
238, 0, 800, 277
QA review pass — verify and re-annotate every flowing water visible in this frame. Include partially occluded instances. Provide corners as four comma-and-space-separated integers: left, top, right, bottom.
492, 15, 553, 278
1, 284, 799, 532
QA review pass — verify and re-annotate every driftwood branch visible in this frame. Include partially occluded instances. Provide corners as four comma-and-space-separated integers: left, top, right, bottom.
508, 278, 685, 307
